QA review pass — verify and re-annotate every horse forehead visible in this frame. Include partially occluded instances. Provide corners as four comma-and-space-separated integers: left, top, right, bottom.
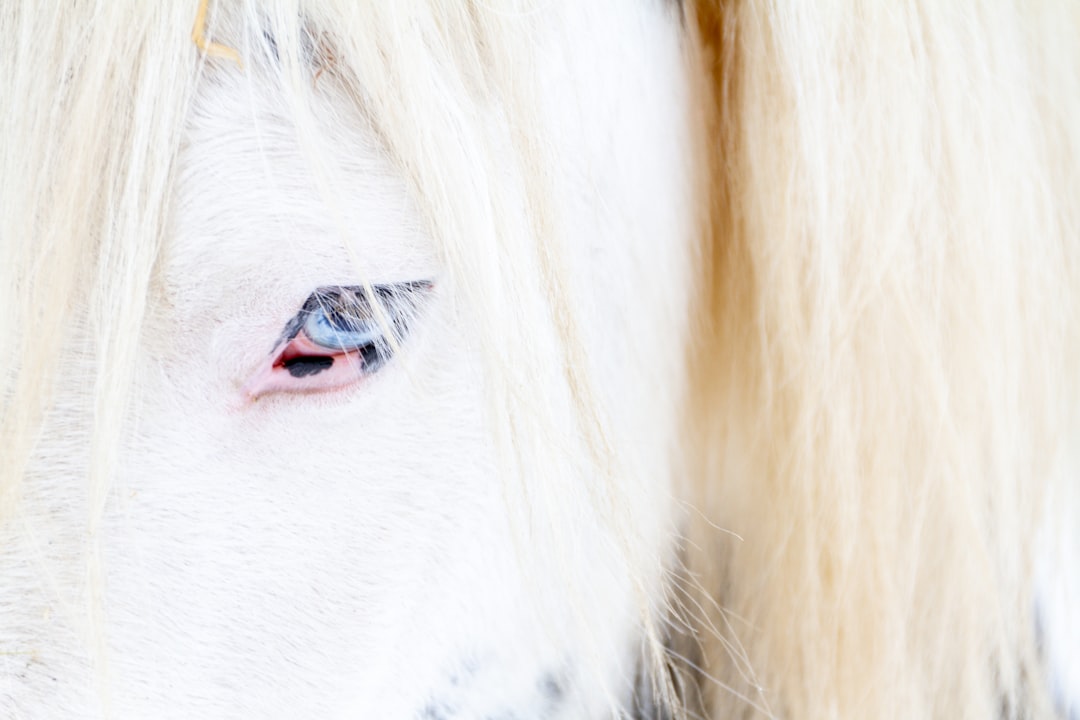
170, 73, 436, 298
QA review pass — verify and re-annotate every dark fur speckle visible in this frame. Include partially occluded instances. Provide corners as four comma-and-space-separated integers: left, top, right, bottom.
539, 673, 564, 704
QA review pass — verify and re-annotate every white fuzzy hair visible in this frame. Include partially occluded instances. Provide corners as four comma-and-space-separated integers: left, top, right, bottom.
684, 2, 1080, 718
2, 1, 690, 715
1, 1, 1078, 719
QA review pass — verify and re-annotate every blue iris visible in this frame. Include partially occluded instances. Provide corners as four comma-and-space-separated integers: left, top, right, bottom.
302, 302, 383, 351
292, 281, 432, 358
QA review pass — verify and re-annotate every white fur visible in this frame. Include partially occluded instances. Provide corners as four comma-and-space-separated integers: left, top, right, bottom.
0, 3, 693, 717
3, 2, 1078, 719
1039, 448, 1080, 720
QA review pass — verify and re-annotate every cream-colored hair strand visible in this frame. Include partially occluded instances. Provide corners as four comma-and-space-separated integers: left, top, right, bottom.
1, 4, 201, 704
684, 2, 1080, 718
3, 1, 672, 714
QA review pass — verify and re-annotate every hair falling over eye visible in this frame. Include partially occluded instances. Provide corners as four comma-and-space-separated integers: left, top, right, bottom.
1, 2, 1079, 719
680, 3, 1080, 719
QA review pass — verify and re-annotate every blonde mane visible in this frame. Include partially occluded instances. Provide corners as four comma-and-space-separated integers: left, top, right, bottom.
684, 3, 1080, 717
1, 1, 1078, 718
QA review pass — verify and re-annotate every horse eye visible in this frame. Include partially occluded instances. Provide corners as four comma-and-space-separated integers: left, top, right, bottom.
243, 280, 433, 400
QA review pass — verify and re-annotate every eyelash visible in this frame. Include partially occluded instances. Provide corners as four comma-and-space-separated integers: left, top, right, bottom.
280, 281, 432, 374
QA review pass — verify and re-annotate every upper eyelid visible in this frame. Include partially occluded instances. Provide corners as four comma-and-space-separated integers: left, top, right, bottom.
281, 280, 434, 349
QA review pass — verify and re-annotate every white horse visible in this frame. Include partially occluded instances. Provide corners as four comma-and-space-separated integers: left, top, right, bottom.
0, 1, 1077, 718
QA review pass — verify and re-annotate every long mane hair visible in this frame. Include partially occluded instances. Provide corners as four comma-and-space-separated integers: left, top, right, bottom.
685, 3, 1080, 718
2, 1, 1078, 719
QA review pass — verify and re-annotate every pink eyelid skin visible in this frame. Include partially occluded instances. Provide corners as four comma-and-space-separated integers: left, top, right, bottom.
241, 330, 367, 402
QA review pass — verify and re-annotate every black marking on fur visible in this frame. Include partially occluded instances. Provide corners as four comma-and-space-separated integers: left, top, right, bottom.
631, 661, 671, 720
262, 30, 280, 62
283, 355, 333, 377
257, 23, 344, 86
419, 701, 454, 720
357, 342, 382, 370
539, 673, 565, 706
416, 664, 571, 720
631, 545, 707, 719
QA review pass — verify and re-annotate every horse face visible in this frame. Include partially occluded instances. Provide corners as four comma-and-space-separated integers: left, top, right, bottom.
8, 5, 695, 717
114, 73, 541, 716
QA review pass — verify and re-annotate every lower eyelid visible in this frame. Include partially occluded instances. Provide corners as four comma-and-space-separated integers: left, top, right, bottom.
242, 341, 365, 400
